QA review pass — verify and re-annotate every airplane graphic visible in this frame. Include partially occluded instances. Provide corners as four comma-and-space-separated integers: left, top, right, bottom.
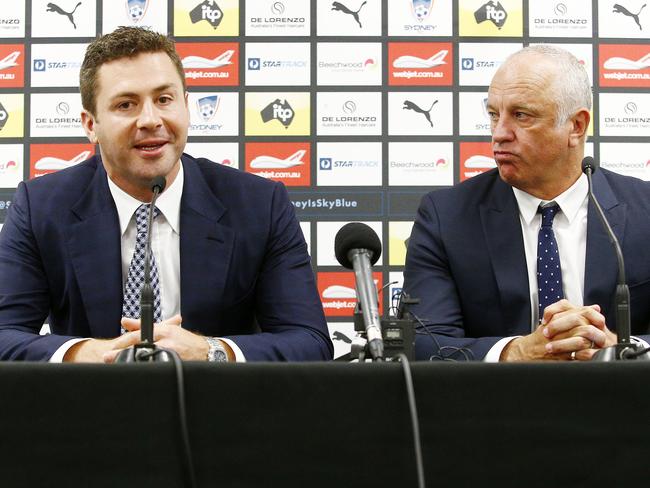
250, 150, 306, 169
603, 53, 650, 70
181, 50, 234, 69
393, 50, 448, 69
464, 155, 496, 169
0, 51, 20, 71
323, 285, 357, 299
34, 150, 91, 171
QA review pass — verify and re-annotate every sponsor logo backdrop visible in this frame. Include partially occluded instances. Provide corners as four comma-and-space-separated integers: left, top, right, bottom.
1, 0, 649, 357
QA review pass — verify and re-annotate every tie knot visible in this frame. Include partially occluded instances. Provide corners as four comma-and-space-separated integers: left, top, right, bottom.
538, 202, 559, 228
134, 204, 160, 234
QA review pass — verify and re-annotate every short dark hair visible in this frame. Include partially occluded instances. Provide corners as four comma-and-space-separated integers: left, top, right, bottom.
80, 26, 186, 115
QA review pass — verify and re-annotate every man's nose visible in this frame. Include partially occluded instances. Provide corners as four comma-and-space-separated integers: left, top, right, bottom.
491, 115, 514, 144
137, 99, 162, 129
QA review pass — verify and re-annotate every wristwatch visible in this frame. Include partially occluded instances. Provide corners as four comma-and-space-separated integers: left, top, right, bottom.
205, 337, 229, 362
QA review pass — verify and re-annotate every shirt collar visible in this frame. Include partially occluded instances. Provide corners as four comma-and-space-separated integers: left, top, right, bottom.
512, 173, 588, 225
107, 162, 184, 236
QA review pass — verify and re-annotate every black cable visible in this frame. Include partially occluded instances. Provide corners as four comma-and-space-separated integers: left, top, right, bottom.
142, 349, 198, 488
622, 346, 650, 359
411, 312, 475, 361
397, 354, 426, 488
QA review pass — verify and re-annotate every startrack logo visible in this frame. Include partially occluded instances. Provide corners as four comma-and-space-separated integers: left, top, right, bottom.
189, 0, 223, 29
474, 1, 507, 29
261, 99, 294, 128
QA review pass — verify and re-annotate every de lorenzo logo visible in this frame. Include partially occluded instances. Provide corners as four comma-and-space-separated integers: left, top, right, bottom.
613, 3, 646, 31
33, 59, 46, 72
126, 0, 149, 23
261, 99, 294, 128
248, 58, 261, 70
56, 102, 70, 115
342, 100, 357, 113
474, 1, 508, 29
196, 95, 220, 122
271, 2, 285, 15
46, 1, 83, 29
320, 158, 333, 170
411, 0, 433, 21
554, 3, 567, 16
331, 1, 367, 29
0, 103, 8, 130
625, 101, 638, 114
190, 0, 224, 29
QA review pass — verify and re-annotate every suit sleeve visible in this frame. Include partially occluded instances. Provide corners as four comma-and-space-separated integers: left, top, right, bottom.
224, 182, 333, 361
404, 193, 505, 361
0, 183, 78, 360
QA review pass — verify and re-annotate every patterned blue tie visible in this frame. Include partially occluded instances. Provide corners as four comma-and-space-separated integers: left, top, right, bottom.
537, 202, 564, 320
122, 204, 162, 325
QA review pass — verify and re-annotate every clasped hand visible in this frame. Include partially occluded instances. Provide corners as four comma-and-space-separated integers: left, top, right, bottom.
500, 299, 618, 361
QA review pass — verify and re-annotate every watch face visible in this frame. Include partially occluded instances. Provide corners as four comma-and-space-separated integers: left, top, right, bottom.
213, 349, 228, 362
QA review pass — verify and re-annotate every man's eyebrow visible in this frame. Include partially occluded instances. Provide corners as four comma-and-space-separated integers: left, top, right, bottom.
110, 84, 178, 100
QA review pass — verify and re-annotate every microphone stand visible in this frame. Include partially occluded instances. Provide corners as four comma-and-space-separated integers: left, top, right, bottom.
583, 161, 649, 361
116, 178, 174, 363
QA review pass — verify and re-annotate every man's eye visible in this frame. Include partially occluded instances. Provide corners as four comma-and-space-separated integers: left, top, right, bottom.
159, 96, 172, 104
117, 101, 132, 110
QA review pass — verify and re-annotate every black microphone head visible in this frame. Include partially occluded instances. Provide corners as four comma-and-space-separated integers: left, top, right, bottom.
581, 156, 597, 175
151, 176, 166, 194
334, 222, 382, 269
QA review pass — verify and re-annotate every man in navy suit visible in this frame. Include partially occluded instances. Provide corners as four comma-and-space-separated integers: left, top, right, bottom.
0, 27, 332, 362
404, 45, 650, 361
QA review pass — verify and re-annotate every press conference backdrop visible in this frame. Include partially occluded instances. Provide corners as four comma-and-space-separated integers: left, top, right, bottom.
0, 0, 648, 358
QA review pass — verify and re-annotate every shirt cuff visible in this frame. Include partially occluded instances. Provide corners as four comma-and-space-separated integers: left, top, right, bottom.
220, 337, 246, 363
483, 336, 521, 362
49, 338, 89, 363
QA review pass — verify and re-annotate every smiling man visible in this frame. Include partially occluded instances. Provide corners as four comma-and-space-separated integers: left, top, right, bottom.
403, 45, 650, 361
0, 27, 332, 362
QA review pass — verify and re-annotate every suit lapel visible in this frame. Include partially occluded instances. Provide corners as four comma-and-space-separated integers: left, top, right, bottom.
68, 160, 123, 338
479, 177, 531, 335
179, 158, 234, 330
584, 171, 626, 313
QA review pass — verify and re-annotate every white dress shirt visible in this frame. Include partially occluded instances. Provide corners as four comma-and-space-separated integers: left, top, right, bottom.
484, 175, 589, 361
50, 164, 244, 362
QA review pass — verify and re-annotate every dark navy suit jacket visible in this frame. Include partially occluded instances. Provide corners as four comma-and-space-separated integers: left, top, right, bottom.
0, 154, 333, 361
404, 168, 650, 360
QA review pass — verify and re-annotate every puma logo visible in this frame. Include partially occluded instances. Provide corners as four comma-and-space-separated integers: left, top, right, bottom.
403, 99, 438, 127
332, 331, 352, 344
46, 2, 82, 29
331, 1, 367, 28
613, 3, 646, 30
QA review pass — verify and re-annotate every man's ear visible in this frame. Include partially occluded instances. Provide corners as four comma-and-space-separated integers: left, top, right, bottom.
80, 110, 98, 144
568, 109, 590, 148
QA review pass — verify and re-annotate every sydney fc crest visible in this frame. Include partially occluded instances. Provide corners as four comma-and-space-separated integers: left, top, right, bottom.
196, 95, 220, 122
411, 0, 433, 21
126, 0, 149, 23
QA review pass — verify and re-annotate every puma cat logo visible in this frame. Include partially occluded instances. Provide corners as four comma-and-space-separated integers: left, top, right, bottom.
46, 2, 82, 29
403, 100, 438, 127
613, 3, 646, 30
331, 1, 367, 28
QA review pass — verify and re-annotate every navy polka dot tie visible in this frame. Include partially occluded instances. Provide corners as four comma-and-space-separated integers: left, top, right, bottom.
121, 204, 162, 326
537, 202, 564, 320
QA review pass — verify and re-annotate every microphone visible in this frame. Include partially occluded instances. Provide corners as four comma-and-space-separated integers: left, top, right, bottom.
582, 157, 647, 361
116, 176, 172, 363
335, 222, 384, 361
